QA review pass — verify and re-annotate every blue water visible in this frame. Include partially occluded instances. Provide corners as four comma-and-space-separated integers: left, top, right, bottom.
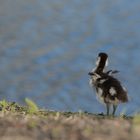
0, 0, 140, 115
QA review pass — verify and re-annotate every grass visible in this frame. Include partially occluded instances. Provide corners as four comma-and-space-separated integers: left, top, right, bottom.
0, 99, 139, 140
0, 99, 132, 118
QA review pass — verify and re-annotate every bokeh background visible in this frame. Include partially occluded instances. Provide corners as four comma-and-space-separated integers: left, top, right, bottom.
0, 0, 140, 115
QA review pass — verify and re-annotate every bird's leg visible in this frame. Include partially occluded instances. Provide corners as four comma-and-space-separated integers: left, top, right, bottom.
112, 105, 117, 116
106, 103, 110, 116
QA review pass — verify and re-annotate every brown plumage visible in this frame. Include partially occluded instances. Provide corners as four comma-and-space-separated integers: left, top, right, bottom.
94, 52, 108, 74
89, 52, 128, 115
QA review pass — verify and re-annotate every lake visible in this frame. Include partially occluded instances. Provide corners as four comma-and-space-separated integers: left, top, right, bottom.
0, 0, 140, 115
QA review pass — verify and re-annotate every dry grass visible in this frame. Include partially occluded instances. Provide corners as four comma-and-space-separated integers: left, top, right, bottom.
0, 100, 139, 140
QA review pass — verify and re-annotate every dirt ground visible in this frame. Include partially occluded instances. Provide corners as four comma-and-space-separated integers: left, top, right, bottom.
0, 110, 139, 140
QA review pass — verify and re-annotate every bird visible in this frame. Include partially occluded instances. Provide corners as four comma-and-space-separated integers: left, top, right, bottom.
88, 52, 128, 116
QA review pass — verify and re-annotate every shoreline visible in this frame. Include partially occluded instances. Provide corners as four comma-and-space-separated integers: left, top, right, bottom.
0, 100, 138, 140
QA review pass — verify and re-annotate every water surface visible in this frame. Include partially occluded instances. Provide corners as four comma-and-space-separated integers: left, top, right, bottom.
0, 0, 140, 114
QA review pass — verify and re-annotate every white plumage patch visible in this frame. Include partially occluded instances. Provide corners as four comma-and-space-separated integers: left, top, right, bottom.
99, 79, 107, 84
96, 57, 101, 66
105, 58, 108, 67
96, 88, 104, 104
109, 87, 117, 96
123, 86, 127, 92
97, 88, 103, 96
89, 78, 93, 86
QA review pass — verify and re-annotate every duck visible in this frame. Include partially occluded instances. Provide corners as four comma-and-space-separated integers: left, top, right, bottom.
88, 52, 128, 116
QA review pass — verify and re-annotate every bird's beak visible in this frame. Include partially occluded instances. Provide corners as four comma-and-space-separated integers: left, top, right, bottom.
88, 72, 94, 76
